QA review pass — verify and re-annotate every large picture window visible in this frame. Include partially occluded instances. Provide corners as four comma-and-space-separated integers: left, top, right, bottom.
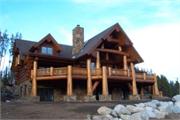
41, 47, 53, 55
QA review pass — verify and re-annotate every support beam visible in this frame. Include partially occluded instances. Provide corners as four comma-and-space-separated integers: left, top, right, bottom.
67, 65, 72, 96
153, 74, 160, 96
130, 62, 138, 96
123, 55, 127, 75
92, 81, 100, 93
31, 60, 37, 96
96, 51, 100, 69
87, 58, 92, 96
102, 66, 108, 96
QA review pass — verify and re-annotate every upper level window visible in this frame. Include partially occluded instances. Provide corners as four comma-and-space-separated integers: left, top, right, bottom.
41, 47, 53, 55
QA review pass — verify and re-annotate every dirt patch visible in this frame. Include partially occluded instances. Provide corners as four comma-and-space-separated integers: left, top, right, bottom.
1, 101, 180, 120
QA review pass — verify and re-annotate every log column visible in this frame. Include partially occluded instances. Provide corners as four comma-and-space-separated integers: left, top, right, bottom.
96, 51, 100, 69
31, 60, 37, 96
87, 58, 92, 96
123, 55, 127, 75
67, 65, 72, 96
130, 62, 138, 96
102, 66, 108, 96
153, 74, 159, 96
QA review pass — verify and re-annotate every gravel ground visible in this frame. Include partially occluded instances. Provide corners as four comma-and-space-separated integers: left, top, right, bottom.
1, 100, 180, 120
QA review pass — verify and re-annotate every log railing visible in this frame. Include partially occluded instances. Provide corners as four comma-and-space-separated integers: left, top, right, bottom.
136, 72, 154, 80
32, 66, 154, 81
111, 68, 128, 76
72, 67, 87, 76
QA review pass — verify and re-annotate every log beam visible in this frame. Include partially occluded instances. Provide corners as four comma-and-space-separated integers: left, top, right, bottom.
96, 51, 100, 69
31, 60, 37, 96
67, 65, 72, 96
102, 66, 108, 96
87, 58, 93, 96
96, 48, 128, 56
123, 55, 127, 75
92, 81, 100, 93
153, 74, 160, 96
130, 62, 138, 96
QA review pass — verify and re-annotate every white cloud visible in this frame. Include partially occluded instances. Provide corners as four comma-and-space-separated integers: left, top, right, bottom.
56, 27, 72, 45
128, 23, 180, 81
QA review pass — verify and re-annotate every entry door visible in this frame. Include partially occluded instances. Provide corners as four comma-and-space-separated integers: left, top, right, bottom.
38, 88, 54, 101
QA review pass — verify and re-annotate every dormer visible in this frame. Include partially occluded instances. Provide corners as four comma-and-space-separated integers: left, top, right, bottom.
30, 34, 61, 56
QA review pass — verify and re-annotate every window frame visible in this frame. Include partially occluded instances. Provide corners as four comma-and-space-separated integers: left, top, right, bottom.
41, 46, 53, 55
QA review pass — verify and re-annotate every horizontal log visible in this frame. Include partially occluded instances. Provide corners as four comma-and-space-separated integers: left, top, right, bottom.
96, 48, 128, 56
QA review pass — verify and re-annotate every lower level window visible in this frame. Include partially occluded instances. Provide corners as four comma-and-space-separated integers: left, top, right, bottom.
41, 47, 53, 55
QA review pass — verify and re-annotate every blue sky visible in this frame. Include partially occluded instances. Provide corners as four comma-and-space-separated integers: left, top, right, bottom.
0, 0, 180, 81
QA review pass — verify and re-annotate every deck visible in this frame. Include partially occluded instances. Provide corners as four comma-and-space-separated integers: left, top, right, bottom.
31, 66, 155, 83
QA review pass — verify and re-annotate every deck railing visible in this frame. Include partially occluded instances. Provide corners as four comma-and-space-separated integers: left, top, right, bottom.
72, 67, 87, 76
33, 66, 154, 81
136, 72, 154, 80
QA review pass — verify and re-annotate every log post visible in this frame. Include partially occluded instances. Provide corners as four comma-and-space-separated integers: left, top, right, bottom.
130, 62, 138, 96
87, 58, 92, 96
123, 55, 127, 75
108, 67, 112, 76
153, 74, 159, 96
143, 73, 146, 80
102, 66, 108, 96
96, 51, 100, 69
50, 67, 53, 76
31, 60, 37, 96
67, 65, 72, 96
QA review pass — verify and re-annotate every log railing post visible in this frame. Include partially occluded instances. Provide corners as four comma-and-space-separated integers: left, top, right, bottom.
130, 62, 138, 96
67, 65, 72, 96
143, 73, 146, 80
31, 59, 37, 96
87, 58, 92, 96
102, 66, 108, 96
50, 67, 53, 76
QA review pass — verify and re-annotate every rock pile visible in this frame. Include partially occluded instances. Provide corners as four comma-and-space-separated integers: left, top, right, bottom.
91, 95, 180, 120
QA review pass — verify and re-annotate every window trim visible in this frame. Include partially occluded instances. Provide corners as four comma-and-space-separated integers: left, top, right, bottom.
41, 46, 53, 55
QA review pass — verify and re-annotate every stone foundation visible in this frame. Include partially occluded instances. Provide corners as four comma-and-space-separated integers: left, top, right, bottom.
129, 95, 140, 100
63, 95, 77, 102
99, 95, 112, 101
84, 95, 96, 102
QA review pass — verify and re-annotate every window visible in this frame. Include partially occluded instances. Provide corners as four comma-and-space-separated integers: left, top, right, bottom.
41, 47, 53, 55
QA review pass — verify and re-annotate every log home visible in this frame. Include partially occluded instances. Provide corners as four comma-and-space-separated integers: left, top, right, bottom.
11, 23, 160, 101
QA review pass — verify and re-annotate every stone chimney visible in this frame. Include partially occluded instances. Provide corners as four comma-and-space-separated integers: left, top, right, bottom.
72, 25, 84, 55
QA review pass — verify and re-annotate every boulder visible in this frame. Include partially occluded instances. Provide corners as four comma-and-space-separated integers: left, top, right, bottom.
130, 112, 149, 120
97, 106, 112, 115
120, 114, 130, 120
135, 103, 145, 108
144, 106, 156, 118
158, 101, 173, 114
172, 101, 180, 113
126, 105, 144, 113
145, 100, 160, 108
154, 109, 166, 119
92, 115, 112, 120
172, 95, 180, 102
113, 104, 131, 115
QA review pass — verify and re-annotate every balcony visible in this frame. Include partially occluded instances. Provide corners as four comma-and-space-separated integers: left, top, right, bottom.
31, 66, 155, 83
